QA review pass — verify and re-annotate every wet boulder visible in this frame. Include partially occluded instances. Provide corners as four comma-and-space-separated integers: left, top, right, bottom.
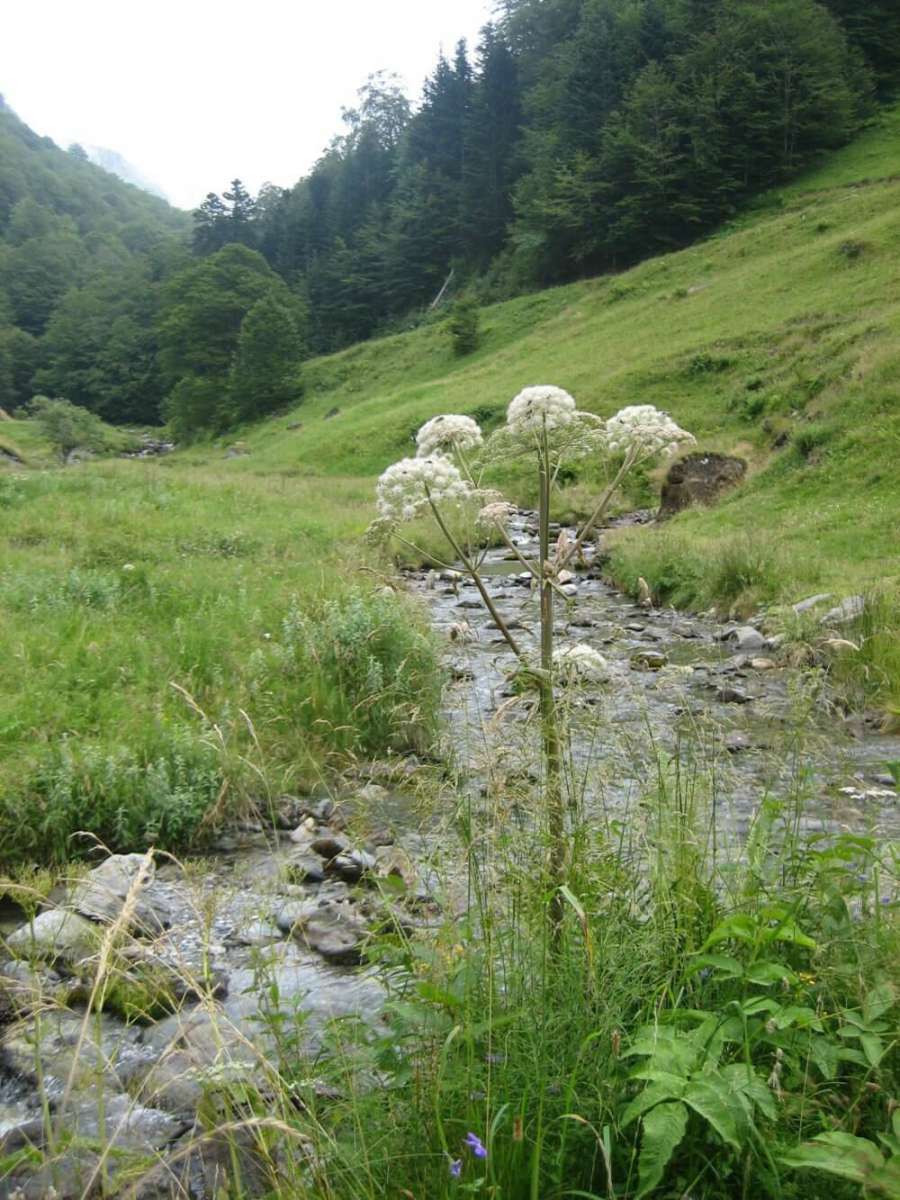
658, 453, 746, 518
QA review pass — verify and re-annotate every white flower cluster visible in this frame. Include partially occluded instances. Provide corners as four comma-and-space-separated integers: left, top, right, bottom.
605, 405, 695, 457
507, 386, 577, 434
476, 500, 517, 530
376, 455, 470, 523
416, 413, 483, 458
553, 643, 609, 683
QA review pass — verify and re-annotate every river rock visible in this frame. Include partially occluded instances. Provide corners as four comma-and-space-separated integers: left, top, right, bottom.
820, 595, 865, 627
724, 731, 752, 753
298, 908, 367, 965
69, 853, 170, 935
5, 909, 100, 966
282, 853, 326, 885
793, 593, 833, 614
722, 626, 766, 652
1, 1008, 139, 1092
714, 684, 752, 705
631, 649, 668, 670
750, 657, 778, 671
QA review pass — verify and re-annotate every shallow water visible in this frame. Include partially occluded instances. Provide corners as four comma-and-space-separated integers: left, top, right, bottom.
411, 513, 900, 846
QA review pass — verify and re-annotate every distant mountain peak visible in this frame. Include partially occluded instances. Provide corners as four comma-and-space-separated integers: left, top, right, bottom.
82, 144, 169, 201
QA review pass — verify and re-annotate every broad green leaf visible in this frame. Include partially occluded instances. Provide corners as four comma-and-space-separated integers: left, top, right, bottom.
630, 1069, 689, 1091
868, 1158, 900, 1198
741, 996, 779, 1017
772, 1005, 822, 1031
702, 914, 757, 949
861, 1033, 885, 1067
760, 918, 816, 949
863, 982, 897, 1026
686, 954, 744, 980
809, 1036, 839, 1081
635, 1101, 688, 1200
621, 1082, 682, 1128
683, 1077, 744, 1151
720, 1063, 777, 1122
781, 1132, 884, 1184
745, 961, 798, 986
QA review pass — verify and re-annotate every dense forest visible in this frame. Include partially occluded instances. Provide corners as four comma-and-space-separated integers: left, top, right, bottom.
1, 0, 898, 435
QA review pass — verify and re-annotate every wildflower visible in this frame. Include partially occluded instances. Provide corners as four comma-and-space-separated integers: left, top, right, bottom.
416, 414, 483, 458
449, 1159, 462, 1178
465, 1132, 488, 1159
476, 500, 517, 531
507, 385, 577, 433
376, 455, 471, 523
554, 643, 610, 683
605, 405, 695, 458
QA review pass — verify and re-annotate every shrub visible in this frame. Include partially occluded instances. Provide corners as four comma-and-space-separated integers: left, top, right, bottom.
0, 726, 225, 866
448, 295, 481, 357
266, 589, 443, 757
24, 395, 126, 461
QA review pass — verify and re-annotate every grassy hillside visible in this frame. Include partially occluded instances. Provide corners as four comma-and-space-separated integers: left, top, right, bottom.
219, 102, 900, 677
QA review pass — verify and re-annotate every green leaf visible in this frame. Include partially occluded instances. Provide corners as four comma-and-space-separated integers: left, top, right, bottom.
781, 1132, 884, 1184
621, 1082, 682, 1128
687, 953, 744, 980
683, 1076, 745, 1151
702, 914, 758, 948
635, 1101, 689, 1200
809, 1036, 839, 1081
863, 982, 897, 1026
745, 961, 798, 986
868, 1158, 900, 1198
860, 1033, 885, 1067
772, 1005, 822, 1031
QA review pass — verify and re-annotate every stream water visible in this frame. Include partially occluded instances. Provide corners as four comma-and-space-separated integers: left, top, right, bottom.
411, 511, 900, 845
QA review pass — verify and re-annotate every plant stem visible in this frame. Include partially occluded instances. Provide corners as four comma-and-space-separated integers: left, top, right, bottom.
425, 490, 524, 660
538, 427, 565, 941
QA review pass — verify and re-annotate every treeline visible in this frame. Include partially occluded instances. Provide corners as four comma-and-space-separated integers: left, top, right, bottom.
194, 0, 897, 359
1, 0, 897, 434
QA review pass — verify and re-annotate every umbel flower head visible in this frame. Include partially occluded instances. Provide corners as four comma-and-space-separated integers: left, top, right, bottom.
476, 499, 517, 531
507, 386, 577, 434
376, 454, 471, 523
416, 413, 483, 458
605, 405, 695, 458
554, 643, 610, 683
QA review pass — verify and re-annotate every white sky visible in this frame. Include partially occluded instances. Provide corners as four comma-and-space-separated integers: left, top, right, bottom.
3, 0, 497, 210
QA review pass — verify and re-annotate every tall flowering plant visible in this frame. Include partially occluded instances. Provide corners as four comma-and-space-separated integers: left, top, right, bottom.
370, 393, 694, 936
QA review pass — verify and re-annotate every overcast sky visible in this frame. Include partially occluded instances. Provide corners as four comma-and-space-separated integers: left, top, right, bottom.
3, 0, 497, 210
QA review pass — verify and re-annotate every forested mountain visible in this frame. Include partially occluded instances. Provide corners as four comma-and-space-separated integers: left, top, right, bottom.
1, 0, 898, 434
0, 97, 190, 422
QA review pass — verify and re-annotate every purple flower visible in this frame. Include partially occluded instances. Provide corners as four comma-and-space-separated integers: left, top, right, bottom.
449, 1158, 462, 1178
465, 1132, 487, 1159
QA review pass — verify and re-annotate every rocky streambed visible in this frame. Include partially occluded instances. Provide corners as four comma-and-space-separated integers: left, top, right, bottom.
1, 511, 897, 1197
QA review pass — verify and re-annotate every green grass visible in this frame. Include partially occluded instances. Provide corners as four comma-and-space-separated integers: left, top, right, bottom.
0, 463, 441, 865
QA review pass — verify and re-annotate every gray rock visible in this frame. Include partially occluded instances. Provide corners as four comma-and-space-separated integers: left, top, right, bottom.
630, 650, 668, 670
724, 626, 767, 652
282, 853, 326, 885
750, 657, 778, 671
69, 853, 170, 935
792, 593, 833, 614
1, 1009, 139, 1092
327, 850, 377, 883
714, 684, 752, 705
5, 909, 100, 966
310, 833, 349, 860
820, 595, 865, 627
64, 446, 95, 466
724, 731, 751, 753
231, 919, 283, 947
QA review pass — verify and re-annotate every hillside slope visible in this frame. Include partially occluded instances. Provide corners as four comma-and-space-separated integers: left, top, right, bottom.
224, 104, 899, 606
